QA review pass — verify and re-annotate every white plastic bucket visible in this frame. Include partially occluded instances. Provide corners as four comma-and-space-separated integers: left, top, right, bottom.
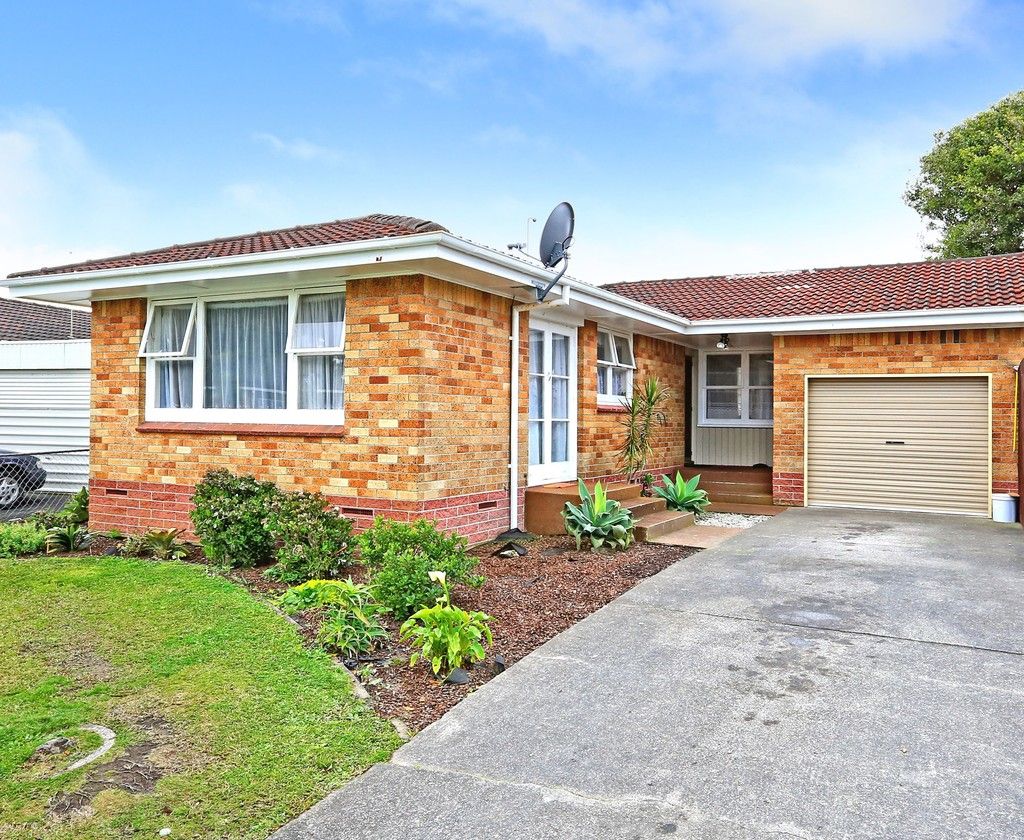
992, 493, 1018, 524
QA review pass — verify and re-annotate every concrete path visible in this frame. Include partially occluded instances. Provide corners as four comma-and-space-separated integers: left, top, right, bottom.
275, 508, 1024, 840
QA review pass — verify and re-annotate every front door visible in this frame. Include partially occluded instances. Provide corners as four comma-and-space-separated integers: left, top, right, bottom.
527, 320, 577, 486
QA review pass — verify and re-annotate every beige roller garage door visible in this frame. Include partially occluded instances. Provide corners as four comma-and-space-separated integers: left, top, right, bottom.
806, 376, 990, 516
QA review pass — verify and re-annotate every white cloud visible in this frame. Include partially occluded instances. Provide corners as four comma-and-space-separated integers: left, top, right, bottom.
436, 0, 975, 78
0, 111, 139, 282
253, 132, 348, 164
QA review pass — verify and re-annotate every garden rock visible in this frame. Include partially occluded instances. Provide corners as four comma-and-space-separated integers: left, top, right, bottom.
492, 654, 507, 674
493, 542, 528, 558
29, 737, 76, 762
444, 668, 470, 685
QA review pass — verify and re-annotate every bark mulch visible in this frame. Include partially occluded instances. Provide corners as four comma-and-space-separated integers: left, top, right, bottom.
71, 532, 700, 734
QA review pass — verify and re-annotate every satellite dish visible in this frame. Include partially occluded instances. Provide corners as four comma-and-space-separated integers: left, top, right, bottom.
536, 201, 574, 300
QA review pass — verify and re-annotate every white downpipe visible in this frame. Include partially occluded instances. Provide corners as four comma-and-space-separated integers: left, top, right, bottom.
508, 287, 571, 531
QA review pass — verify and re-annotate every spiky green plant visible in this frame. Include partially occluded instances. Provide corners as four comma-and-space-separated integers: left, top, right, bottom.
652, 472, 710, 514
562, 479, 636, 551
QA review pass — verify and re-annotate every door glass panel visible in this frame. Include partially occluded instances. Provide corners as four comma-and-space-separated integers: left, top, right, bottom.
528, 375, 542, 419
551, 334, 569, 376
551, 421, 568, 462
706, 354, 741, 387
551, 378, 568, 419
528, 420, 542, 465
706, 388, 741, 419
529, 330, 544, 374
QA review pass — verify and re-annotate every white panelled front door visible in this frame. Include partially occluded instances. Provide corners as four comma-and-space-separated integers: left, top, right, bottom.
527, 320, 578, 486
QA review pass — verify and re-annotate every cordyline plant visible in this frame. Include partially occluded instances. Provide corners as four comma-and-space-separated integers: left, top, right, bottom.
619, 377, 670, 484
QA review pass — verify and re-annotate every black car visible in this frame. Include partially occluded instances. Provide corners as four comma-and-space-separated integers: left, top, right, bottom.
0, 450, 48, 508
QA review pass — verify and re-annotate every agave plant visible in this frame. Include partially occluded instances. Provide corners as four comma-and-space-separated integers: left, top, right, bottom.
143, 528, 189, 562
45, 522, 92, 554
562, 479, 636, 551
653, 472, 710, 514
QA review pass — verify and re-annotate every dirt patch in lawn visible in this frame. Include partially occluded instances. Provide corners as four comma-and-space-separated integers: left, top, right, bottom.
357, 536, 699, 732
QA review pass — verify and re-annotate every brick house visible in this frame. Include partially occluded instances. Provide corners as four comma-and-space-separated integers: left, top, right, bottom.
5, 214, 1022, 538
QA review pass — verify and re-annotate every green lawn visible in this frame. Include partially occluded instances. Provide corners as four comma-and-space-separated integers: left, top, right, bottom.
0, 555, 400, 839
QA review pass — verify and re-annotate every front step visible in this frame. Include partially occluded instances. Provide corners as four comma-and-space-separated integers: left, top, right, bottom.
709, 492, 775, 506
635, 509, 694, 541
525, 480, 643, 535
621, 496, 666, 518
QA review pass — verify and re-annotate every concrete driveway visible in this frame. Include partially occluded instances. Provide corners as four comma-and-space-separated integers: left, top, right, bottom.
276, 508, 1024, 839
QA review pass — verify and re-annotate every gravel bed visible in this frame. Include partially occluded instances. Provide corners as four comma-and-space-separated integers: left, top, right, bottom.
696, 512, 770, 528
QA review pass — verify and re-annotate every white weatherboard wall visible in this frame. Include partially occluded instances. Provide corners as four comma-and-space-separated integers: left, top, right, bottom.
0, 341, 90, 493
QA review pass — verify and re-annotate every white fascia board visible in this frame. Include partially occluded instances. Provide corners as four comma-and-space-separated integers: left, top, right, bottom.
683, 305, 1024, 335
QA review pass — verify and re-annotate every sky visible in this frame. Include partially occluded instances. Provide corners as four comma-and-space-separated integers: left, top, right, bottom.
1, 0, 1024, 288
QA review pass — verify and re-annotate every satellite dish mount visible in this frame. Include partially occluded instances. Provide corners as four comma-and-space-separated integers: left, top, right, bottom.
535, 201, 574, 301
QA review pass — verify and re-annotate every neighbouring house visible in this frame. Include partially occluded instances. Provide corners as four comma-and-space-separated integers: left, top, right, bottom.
0, 297, 92, 496
4, 213, 1022, 538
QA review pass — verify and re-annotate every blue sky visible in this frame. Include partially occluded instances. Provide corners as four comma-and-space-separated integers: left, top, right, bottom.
2, 1, 1023, 286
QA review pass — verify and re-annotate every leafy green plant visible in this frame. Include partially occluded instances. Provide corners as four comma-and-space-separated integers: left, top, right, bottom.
190, 469, 281, 567
0, 521, 47, 558
359, 518, 482, 620
619, 377, 670, 483
277, 578, 375, 614
62, 487, 89, 524
399, 571, 493, 677
562, 479, 636, 551
265, 492, 354, 583
142, 528, 189, 561
653, 472, 710, 514
45, 523, 92, 554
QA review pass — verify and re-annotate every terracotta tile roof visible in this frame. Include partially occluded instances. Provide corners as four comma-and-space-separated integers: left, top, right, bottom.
0, 298, 91, 340
7, 213, 448, 278
606, 252, 1024, 320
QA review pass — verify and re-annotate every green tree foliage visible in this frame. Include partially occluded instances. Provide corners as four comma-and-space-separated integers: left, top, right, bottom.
905, 91, 1024, 258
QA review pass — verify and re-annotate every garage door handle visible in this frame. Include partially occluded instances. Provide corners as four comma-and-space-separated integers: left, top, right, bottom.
884, 440, 906, 445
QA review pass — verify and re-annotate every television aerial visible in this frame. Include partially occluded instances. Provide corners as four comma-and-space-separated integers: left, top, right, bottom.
535, 201, 574, 301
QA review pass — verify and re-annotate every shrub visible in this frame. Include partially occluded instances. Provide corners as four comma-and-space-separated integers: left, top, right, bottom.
45, 523, 92, 554
619, 377, 670, 483
0, 521, 47, 557
562, 479, 636, 551
146, 529, 190, 561
358, 518, 482, 620
265, 492, 354, 583
400, 571, 493, 677
653, 472, 710, 514
190, 470, 281, 567
277, 578, 374, 614
26, 488, 90, 530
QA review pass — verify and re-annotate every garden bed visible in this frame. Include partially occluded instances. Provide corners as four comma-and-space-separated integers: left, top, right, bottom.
78, 532, 699, 732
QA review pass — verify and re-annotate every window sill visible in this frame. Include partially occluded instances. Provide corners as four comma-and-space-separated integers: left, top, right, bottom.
597, 403, 629, 413
136, 421, 347, 438
696, 421, 773, 429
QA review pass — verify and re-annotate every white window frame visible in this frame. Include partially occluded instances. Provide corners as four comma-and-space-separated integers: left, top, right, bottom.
138, 300, 197, 358
698, 348, 773, 428
596, 329, 635, 407
142, 284, 346, 424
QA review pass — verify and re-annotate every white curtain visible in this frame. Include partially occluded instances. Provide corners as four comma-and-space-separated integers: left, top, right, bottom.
299, 355, 344, 410
293, 292, 345, 349
157, 360, 193, 408
146, 303, 192, 354
204, 298, 288, 409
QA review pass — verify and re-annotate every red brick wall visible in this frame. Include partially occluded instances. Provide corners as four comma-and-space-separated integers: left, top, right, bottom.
773, 328, 1024, 505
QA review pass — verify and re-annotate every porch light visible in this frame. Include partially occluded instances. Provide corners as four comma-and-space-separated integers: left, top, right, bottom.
716, 334, 730, 349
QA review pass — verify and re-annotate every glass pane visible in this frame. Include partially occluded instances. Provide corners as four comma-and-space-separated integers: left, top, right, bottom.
750, 388, 773, 421
552, 421, 568, 462
551, 378, 568, 419
528, 420, 543, 465
204, 298, 288, 409
299, 354, 344, 410
750, 353, 773, 387
551, 334, 569, 376
145, 303, 193, 354
613, 335, 634, 367
155, 360, 193, 408
529, 330, 544, 374
706, 388, 741, 420
596, 330, 613, 363
706, 353, 741, 387
293, 292, 345, 349
612, 367, 629, 397
597, 366, 607, 395
528, 375, 543, 419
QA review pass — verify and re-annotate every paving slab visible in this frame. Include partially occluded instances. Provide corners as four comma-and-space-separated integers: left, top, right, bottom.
275, 507, 1024, 840
652, 524, 744, 548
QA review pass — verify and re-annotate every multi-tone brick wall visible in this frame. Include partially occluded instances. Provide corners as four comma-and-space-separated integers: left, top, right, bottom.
772, 328, 1024, 505
89, 277, 688, 541
576, 321, 687, 481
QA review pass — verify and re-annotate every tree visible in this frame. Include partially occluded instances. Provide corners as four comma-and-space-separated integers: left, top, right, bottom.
618, 377, 670, 484
905, 91, 1024, 258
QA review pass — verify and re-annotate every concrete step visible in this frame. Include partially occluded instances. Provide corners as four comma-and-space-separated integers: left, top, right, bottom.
709, 492, 776, 506
707, 501, 787, 516
621, 497, 666, 518
635, 509, 695, 542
